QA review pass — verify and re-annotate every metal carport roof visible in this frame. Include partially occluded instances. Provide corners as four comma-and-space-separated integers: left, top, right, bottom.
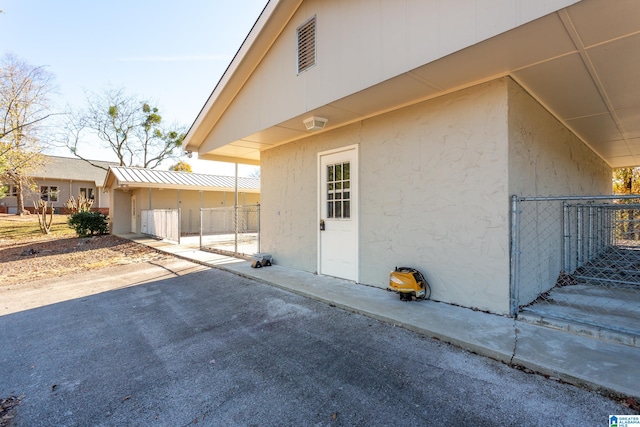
104, 166, 260, 193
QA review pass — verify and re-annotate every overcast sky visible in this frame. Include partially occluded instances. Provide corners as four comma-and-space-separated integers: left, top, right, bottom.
0, 0, 267, 175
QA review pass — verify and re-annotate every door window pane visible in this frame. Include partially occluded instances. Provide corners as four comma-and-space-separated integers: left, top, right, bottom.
326, 161, 351, 219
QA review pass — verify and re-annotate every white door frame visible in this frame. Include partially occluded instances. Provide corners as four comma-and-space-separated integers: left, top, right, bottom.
317, 144, 359, 282
131, 194, 137, 233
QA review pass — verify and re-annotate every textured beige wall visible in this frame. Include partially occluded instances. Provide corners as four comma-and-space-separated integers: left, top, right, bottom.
263, 79, 512, 313
507, 78, 611, 306
508, 79, 611, 196
262, 77, 612, 314
359, 80, 512, 312
109, 189, 140, 235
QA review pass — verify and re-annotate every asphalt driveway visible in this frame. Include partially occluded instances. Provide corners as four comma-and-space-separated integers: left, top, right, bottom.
0, 259, 632, 426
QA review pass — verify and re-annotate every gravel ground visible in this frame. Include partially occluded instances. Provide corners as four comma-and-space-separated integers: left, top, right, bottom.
0, 233, 169, 287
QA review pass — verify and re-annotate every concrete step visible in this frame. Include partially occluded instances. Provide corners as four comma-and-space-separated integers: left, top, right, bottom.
518, 308, 640, 348
519, 282, 640, 347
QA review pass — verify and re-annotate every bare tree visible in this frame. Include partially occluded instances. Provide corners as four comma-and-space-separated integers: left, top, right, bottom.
64, 87, 185, 169
0, 54, 54, 214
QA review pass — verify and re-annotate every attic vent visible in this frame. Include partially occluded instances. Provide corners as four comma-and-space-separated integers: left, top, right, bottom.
296, 16, 316, 74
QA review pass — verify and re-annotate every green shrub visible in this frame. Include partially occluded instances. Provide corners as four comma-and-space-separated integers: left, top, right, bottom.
67, 211, 109, 237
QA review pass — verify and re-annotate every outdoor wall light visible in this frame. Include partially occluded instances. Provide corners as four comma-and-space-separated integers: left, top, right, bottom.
303, 116, 328, 131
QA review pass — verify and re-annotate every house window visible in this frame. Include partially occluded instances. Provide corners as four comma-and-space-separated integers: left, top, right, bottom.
297, 16, 316, 74
326, 162, 350, 219
80, 187, 95, 200
5, 185, 18, 196
41, 186, 58, 202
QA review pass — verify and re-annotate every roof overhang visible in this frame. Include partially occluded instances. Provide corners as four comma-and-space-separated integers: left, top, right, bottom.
185, 0, 640, 168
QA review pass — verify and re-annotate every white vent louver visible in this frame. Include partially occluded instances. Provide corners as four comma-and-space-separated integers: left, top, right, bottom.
297, 16, 316, 74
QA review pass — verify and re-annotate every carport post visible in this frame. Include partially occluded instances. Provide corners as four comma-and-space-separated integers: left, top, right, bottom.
199, 208, 203, 249
509, 195, 520, 317
234, 163, 239, 254
177, 189, 181, 245
199, 191, 203, 249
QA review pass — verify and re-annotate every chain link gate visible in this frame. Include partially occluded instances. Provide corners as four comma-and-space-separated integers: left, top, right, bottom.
199, 204, 260, 257
510, 195, 640, 338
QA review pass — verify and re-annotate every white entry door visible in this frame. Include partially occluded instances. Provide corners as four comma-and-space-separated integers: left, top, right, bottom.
131, 195, 137, 233
318, 145, 358, 282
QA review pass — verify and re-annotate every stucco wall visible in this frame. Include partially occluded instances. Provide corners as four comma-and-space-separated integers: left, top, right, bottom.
263, 79, 512, 313
110, 189, 137, 235
507, 78, 612, 306
261, 77, 612, 314
508, 79, 611, 197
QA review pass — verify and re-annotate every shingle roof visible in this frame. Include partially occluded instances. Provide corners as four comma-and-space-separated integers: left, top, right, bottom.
33, 155, 117, 186
105, 166, 260, 192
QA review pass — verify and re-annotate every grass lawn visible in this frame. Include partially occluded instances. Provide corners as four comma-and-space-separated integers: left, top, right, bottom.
0, 214, 76, 242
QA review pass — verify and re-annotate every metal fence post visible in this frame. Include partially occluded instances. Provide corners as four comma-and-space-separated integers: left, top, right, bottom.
563, 202, 569, 273
587, 205, 595, 261
177, 208, 181, 245
577, 205, 583, 267
234, 205, 238, 254
509, 195, 520, 317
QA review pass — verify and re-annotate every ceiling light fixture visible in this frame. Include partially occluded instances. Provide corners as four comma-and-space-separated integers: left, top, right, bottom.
303, 116, 328, 131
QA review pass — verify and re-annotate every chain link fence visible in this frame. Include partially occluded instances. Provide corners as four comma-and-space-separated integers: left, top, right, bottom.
511, 195, 640, 336
200, 204, 260, 257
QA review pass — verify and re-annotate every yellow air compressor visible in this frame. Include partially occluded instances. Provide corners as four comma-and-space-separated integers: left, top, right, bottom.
389, 267, 431, 301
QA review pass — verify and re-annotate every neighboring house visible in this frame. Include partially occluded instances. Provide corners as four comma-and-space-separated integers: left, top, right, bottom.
103, 166, 260, 236
0, 155, 115, 214
182, 0, 639, 315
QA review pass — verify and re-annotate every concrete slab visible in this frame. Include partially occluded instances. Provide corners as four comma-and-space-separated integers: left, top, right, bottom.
3, 264, 631, 425
124, 235, 640, 400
